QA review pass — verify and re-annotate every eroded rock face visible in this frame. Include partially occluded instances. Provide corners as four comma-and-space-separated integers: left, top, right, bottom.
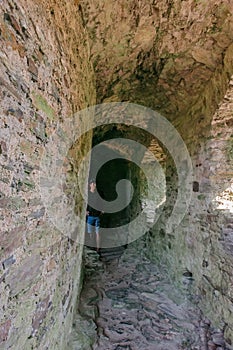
0, 1, 95, 349
80, 0, 233, 123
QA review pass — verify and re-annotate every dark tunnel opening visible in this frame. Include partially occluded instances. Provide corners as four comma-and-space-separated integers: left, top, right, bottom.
84, 123, 178, 255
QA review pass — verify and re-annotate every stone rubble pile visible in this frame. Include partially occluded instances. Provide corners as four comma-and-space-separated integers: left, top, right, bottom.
69, 244, 232, 350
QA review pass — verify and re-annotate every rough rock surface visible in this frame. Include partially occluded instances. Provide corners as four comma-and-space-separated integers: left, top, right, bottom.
0, 0, 233, 348
79, 0, 233, 342
80, 0, 233, 126
0, 1, 95, 349
71, 244, 232, 350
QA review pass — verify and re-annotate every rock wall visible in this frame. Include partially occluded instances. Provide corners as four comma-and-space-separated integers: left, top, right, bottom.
150, 77, 233, 341
186, 78, 233, 340
0, 1, 95, 349
80, 0, 233, 342
0, 0, 233, 347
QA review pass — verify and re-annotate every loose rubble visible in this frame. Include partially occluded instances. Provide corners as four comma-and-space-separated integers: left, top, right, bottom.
69, 243, 232, 350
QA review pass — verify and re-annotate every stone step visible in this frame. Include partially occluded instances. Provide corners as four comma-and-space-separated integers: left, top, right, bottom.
99, 245, 127, 262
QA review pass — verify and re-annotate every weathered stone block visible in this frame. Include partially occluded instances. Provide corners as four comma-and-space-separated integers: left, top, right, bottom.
6, 255, 43, 296
2, 255, 16, 270
0, 226, 23, 259
0, 196, 27, 210
46, 258, 56, 272
3, 13, 21, 35
0, 319, 11, 344
27, 58, 38, 80
31, 295, 51, 337
28, 207, 45, 220
0, 141, 7, 156
7, 108, 24, 122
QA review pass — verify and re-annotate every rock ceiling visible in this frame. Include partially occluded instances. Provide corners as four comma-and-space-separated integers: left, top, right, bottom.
80, 0, 233, 128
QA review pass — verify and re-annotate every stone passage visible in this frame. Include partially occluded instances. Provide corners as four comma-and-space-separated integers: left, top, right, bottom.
1, 0, 233, 348
70, 244, 232, 350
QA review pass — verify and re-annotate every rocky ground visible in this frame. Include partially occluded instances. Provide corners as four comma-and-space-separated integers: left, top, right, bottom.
69, 242, 232, 350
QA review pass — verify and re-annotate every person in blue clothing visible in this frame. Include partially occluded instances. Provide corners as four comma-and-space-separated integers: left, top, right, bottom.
86, 179, 104, 251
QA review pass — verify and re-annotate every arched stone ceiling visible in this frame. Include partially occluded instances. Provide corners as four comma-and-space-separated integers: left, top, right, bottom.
79, 0, 233, 133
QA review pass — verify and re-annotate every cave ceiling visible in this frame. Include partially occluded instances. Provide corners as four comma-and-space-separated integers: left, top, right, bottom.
80, 0, 233, 126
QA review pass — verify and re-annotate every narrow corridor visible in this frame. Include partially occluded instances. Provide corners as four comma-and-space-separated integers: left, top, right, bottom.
1, 1, 233, 348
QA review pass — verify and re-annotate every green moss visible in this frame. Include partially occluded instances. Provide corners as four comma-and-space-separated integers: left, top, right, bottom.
32, 92, 56, 121
209, 23, 222, 34
23, 179, 35, 189
197, 194, 206, 200
10, 197, 27, 210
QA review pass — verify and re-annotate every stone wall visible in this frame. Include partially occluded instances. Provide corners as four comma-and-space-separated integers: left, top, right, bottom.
0, 1, 95, 349
186, 78, 233, 340
1, 0, 233, 347
146, 77, 233, 342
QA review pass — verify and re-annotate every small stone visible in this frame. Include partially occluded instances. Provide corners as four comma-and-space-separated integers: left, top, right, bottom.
28, 207, 45, 219
208, 341, 217, 350
2, 255, 16, 270
212, 333, 225, 346
0, 198, 9, 208
0, 141, 7, 155
27, 58, 38, 80
7, 108, 24, 122
31, 296, 51, 336
46, 258, 56, 272
6, 255, 43, 296
4, 13, 21, 34
204, 318, 211, 326
0, 226, 23, 257
0, 320, 11, 343
0, 192, 5, 199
